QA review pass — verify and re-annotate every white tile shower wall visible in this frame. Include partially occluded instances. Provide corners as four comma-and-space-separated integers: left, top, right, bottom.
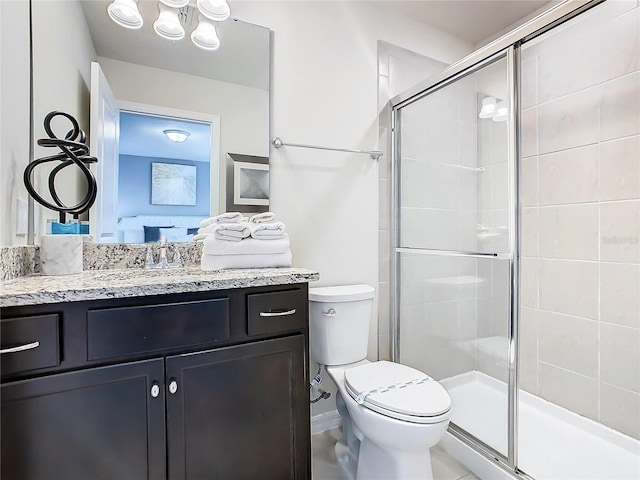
519, 2, 640, 440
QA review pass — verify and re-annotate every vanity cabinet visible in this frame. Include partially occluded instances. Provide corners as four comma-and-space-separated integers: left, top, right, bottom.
0, 283, 310, 480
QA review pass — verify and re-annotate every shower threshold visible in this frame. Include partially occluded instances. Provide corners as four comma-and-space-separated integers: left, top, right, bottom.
439, 371, 640, 480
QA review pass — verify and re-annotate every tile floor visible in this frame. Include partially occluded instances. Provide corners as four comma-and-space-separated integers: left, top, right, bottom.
312, 428, 480, 480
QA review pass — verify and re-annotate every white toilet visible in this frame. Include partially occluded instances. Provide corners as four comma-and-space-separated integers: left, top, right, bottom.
309, 284, 452, 480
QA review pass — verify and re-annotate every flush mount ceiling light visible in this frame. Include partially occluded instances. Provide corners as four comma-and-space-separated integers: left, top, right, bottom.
478, 96, 497, 119
107, 0, 231, 51
153, 3, 185, 40
107, 0, 143, 29
191, 15, 220, 50
196, 0, 230, 22
164, 129, 190, 142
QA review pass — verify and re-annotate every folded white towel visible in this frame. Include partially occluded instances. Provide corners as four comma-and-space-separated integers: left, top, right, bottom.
193, 233, 210, 242
203, 234, 290, 256
197, 223, 216, 235
200, 212, 244, 227
250, 221, 286, 239
201, 250, 292, 270
249, 212, 276, 224
214, 222, 250, 242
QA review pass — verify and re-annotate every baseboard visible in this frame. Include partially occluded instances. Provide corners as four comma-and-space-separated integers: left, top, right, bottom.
311, 410, 342, 435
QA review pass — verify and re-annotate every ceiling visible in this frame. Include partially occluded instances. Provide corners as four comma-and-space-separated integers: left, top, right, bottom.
371, 0, 558, 46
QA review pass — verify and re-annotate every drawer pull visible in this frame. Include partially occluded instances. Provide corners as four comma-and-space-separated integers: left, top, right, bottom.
259, 309, 297, 317
323, 308, 336, 317
0, 341, 40, 354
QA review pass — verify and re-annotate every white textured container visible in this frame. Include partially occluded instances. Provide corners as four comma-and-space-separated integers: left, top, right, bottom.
39, 234, 83, 275
308, 284, 375, 366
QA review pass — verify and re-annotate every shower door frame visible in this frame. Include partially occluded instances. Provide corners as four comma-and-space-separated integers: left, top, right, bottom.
388, 0, 606, 477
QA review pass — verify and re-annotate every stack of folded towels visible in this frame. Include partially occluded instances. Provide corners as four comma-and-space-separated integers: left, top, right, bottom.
195, 212, 291, 270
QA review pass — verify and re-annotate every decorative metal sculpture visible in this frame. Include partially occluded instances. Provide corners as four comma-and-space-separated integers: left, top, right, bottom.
23, 111, 98, 224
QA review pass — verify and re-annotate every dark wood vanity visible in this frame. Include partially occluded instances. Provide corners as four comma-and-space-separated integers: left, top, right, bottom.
0, 282, 311, 480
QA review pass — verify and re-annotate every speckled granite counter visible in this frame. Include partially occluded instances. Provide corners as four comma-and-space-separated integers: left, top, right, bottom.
0, 267, 320, 307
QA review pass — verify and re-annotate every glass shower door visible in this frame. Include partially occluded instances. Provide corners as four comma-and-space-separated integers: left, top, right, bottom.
395, 53, 514, 458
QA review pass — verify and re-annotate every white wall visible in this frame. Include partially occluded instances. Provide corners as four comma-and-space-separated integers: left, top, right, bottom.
97, 57, 269, 214
231, 1, 473, 415
0, 0, 31, 246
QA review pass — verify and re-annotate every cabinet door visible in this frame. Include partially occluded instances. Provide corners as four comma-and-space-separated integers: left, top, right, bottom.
1, 359, 166, 480
166, 335, 310, 480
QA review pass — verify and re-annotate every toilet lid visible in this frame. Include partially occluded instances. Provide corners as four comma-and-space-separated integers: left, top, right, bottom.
344, 361, 451, 421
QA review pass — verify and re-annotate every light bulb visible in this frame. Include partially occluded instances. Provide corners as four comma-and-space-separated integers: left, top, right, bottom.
159, 0, 189, 7
154, 3, 185, 40
196, 0, 230, 22
492, 100, 508, 122
107, 0, 143, 29
478, 96, 497, 119
191, 15, 220, 51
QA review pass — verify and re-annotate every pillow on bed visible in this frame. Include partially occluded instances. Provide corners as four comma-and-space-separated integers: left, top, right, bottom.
143, 225, 174, 243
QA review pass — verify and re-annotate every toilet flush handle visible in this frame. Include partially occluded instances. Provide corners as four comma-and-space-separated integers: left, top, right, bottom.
323, 308, 336, 317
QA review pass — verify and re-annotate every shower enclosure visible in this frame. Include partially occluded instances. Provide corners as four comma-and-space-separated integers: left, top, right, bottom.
390, 1, 640, 479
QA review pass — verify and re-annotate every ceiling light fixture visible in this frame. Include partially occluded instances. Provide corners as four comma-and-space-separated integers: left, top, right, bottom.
191, 15, 220, 51
107, 0, 143, 29
197, 0, 230, 22
478, 96, 497, 119
492, 100, 508, 122
154, 4, 185, 40
478, 96, 508, 122
106, 0, 231, 51
164, 129, 191, 142
159, 0, 189, 8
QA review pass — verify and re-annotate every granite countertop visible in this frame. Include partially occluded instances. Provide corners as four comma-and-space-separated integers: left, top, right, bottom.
0, 267, 320, 308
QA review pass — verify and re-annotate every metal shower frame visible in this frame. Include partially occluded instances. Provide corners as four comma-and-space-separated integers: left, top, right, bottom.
388, 0, 606, 477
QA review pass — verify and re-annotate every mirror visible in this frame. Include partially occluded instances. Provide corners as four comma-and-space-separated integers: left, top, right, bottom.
31, 0, 270, 243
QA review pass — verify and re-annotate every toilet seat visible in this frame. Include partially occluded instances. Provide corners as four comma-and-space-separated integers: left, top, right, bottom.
344, 361, 451, 424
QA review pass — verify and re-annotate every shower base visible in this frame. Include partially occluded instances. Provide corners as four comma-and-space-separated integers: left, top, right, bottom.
439, 371, 640, 480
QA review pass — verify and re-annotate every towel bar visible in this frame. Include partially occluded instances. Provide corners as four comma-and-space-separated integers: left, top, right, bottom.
272, 137, 382, 160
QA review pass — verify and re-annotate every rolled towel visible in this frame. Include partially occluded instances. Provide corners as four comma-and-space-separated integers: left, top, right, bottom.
200, 212, 244, 227
250, 221, 286, 239
214, 222, 250, 242
203, 234, 289, 256
249, 212, 276, 224
201, 250, 292, 270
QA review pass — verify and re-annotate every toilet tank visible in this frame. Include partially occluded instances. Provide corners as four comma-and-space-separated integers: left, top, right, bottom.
308, 284, 375, 366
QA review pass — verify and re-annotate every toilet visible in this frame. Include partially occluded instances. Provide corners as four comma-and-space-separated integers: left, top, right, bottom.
309, 284, 452, 480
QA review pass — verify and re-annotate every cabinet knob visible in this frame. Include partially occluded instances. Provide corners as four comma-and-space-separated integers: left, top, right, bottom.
169, 380, 178, 394
150, 382, 160, 398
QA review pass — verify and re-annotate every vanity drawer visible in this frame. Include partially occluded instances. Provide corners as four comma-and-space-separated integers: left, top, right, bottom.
87, 298, 230, 360
1, 314, 60, 376
247, 289, 307, 336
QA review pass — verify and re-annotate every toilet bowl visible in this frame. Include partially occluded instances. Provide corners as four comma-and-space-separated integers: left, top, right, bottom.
309, 285, 452, 480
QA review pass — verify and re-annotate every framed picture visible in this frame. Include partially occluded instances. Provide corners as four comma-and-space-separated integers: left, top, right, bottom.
226, 153, 269, 213
151, 162, 197, 206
